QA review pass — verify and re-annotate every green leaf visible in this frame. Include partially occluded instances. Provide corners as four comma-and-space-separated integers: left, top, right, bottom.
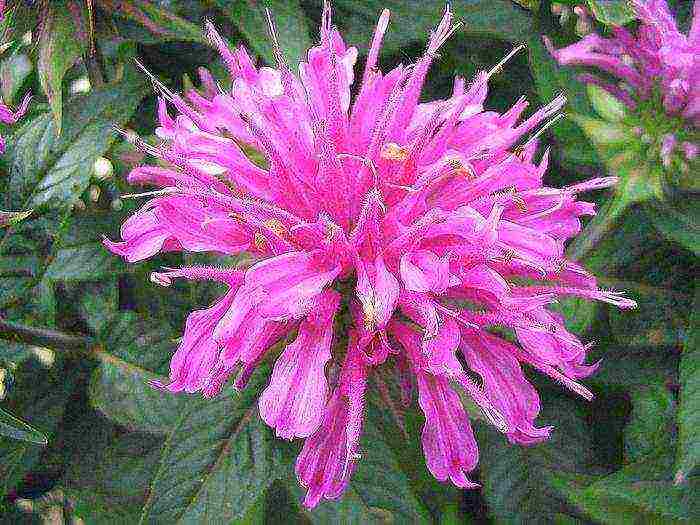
0, 52, 32, 104
0, 357, 76, 493
676, 282, 700, 483
554, 452, 699, 523
44, 213, 127, 282
60, 413, 163, 523
478, 396, 595, 523
121, 0, 205, 43
86, 305, 193, 434
645, 194, 700, 256
528, 36, 599, 166
90, 348, 193, 435
335, 0, 533, 55
140, 366, 286, 524
215, 0, 312, 67
586, 0, 636, 26
6, 70, 148, 211
37, 1, 88, 135
587, 84, 627, 122
0, 214, 65, 311
593, 233, 694, 349
589, 345, 679, 392
0, 407, 47, 444
624, 383, 675, 463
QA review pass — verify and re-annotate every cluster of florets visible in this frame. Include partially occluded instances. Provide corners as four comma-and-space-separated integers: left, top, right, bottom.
546, 0, 699, 168
106, 4, 635, 508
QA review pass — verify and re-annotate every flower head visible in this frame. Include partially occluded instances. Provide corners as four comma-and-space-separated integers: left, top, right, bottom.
106, 4, 636, 508
545, 0, 699, 166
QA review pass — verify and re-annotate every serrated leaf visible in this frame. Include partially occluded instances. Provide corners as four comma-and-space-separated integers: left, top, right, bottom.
589, 345, 679, 392
0, 407, 47, 444
6, 70, 148, 211
37, 1, 88, 135
603, 246, 693, 348
215, 0, 312, 67
554, 452, 699, 523
140, 366, 286, 524
90, 348, 193, 435
95, 311, 174, 373
0, 213, 66, 312
478, 396, 594, 523
676, 282, 700, 482
86, 305, 193, 434
624, 383, 675, 463
586, 0, 636, 26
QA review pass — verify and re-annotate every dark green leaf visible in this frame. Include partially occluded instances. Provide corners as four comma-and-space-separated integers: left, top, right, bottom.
528, 36, 599, 166
478, 396, 595, 523
37, 1, 88, 135
624, 382, 675, 463
0, 52, 32, 104
90, 348, 193, 435
6, 70, 148, 211
645, 195, 700, 256
554, 452, 699, 523
215, 0, 312, 67
60, 412, 162, 523
607, 281, 691, 347
140, 366, 286, 524
0, 358, 76, 493
333, 0, 532, 56
589, 346, 679, 392
676, 282, 700, 482
44, 214, 127, 282
586, 0, 636, 26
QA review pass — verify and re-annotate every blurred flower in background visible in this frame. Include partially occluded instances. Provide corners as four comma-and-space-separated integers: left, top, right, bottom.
546, 1, 698, 191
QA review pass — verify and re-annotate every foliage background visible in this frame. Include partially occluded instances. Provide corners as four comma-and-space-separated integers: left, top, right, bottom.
0, 0, 697, 522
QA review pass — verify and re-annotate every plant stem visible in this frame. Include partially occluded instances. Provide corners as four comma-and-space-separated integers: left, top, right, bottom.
567, 193, 628, 262
0, 319, 94, 352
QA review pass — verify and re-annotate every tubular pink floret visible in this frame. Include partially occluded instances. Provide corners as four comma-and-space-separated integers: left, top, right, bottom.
106, 3, 636, 509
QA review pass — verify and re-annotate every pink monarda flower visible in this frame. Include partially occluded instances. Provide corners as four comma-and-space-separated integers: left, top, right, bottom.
545, 0, 699, 164
105, 4, 636, 508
